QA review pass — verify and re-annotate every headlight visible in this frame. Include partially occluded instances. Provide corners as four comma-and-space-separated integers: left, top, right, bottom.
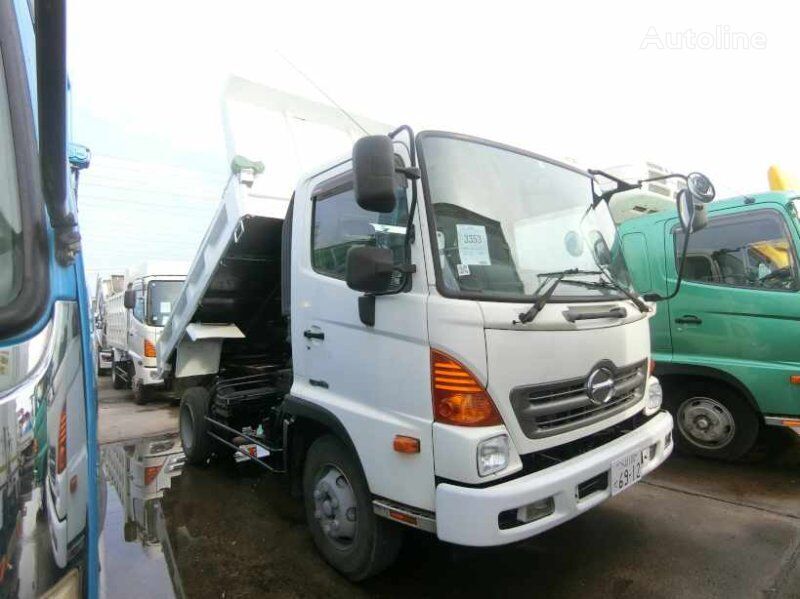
644, 376, 663, 416
477, 434, 510, 477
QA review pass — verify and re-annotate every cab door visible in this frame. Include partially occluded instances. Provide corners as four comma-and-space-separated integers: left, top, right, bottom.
128, 282, 146, 362
666, 205, 800, 415
291, 147, 436, 511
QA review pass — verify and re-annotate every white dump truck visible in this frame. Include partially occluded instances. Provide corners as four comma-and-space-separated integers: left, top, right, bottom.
93, 274, 124, 376
106, 262, 188, 403
157, 80, 715, 580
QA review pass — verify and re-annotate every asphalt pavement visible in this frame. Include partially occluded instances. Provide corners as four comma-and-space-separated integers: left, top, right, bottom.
97, 377, 800, 598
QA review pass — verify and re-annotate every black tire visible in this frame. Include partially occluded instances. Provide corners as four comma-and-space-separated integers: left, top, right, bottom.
180, 387, 212, 465
111, 358, 126, 390
302, 435, 402, 581
133, 380, 151, 405
666, 381, 760, 461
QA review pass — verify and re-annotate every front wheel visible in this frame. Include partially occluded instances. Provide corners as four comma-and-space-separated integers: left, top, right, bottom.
180, 387, 212, 465
111, 357, 126, 390
302, 435, 402, 581
133, 379, 152, 405
668, 382, 759, 461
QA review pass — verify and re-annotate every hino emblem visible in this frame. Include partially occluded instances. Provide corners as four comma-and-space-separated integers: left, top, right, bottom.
586, 367, 615, 405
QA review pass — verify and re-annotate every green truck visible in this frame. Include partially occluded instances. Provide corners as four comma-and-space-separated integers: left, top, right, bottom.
619, 191, 800, 460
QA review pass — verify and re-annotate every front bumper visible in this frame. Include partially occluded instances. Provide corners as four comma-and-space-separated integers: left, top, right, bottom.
140, 366, 165, 387
98, 351, 113, 369
764, 415, 800, 436
435, 410, 673, 546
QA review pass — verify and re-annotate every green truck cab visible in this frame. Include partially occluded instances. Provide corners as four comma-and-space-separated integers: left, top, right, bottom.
619, 191, 800, 459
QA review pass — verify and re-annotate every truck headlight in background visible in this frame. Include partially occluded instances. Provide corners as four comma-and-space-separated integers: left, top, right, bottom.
477, 434, 509, 476
644, 377, 663, 416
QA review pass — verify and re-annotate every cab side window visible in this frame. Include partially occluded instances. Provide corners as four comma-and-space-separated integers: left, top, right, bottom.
311, 182, 408, 281
132, 287, 145, 321
675, 210, 799, 291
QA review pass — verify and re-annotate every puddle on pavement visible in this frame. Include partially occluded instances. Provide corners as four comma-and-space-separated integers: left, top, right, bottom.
98, 429, 800, 599
99, 433, 360, 599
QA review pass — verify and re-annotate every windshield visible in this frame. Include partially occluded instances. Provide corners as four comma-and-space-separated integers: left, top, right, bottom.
0, 47, 21, 308
147, 280, 183, 326
419, 134, 634, 300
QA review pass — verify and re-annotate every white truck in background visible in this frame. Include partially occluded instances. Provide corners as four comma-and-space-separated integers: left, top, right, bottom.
154, 81, 716, 580
93, 274, 124, 377
106, 262, 188, 404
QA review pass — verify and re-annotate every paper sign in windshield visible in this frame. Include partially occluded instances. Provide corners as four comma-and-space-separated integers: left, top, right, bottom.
456, 224, 491, 266
160, 302, 172, 314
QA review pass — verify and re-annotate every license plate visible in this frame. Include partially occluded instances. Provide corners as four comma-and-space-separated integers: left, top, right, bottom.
611, 449, 645, 495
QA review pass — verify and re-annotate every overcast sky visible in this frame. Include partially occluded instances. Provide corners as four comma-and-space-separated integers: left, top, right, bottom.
67, 0, 800, 285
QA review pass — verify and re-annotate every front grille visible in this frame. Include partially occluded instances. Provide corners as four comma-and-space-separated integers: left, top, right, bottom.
510, 359, 647, 439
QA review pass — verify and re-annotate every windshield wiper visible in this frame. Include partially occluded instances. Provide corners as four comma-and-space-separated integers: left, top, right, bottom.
589, 273, 650, 313
560, 277, 649, 312
516, 268, 589, 324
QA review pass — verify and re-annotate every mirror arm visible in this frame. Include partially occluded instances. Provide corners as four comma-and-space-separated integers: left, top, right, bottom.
396, 166, 420, 180
588, 168, 641, 205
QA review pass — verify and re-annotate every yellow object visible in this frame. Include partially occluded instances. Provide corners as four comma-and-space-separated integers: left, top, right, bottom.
767, 165, 800, 191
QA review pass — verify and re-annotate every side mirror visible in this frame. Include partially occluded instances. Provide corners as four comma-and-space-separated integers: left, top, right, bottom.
123, 289, 136, 310
345, 246, 396, 293
677, 189, 696, 233
687, 172, 715, 203
352, 136, 397, 213
677, 188, 710, 234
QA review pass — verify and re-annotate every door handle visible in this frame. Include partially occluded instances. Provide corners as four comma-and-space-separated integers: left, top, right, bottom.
675, 315, 702, 325
303, 329, 325, 341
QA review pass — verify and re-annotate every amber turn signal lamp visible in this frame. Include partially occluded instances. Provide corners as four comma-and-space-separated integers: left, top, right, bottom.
57, 406, 67, 474
144, 464, 163, 486
431, 350, 502, 427
144, 339, 157, 358
393, 435, 420, 453
790, 375, 800, 385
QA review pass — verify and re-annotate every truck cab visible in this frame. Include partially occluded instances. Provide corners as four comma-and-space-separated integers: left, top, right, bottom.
106, 262, 187, 403
619, 191, 800, 459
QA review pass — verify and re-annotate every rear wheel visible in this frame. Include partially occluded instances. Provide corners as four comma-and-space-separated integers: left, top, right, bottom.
180, 387, 212, 465
302, 435, 402, 581
667, 381, 759, 461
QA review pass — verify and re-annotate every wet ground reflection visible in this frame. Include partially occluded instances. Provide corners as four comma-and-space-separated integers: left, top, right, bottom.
98, 429, 800, 599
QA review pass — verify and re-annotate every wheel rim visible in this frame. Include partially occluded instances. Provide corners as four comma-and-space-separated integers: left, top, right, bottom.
312, 465, 357, 548
677, 396, 736, 450
180, 406, 194, 452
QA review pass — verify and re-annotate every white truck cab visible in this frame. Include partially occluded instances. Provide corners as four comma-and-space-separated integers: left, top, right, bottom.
106, 262, 187, 403
156, 79, 716, 580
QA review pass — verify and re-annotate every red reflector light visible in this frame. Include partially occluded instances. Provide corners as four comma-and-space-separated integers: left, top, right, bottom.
649, 359, 656, 376
431, 350, 502, 427
790, 375, 800, 385
144, 464, 163, 486
388, 510, 418, 526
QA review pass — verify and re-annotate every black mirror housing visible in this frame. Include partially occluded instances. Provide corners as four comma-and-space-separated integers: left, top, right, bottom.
353, 135, 397, 214
346, 246, 396, 293
123, 289, 136, 310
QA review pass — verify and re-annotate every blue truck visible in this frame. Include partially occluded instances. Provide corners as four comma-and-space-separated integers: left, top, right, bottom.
0, 0, 100, 596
